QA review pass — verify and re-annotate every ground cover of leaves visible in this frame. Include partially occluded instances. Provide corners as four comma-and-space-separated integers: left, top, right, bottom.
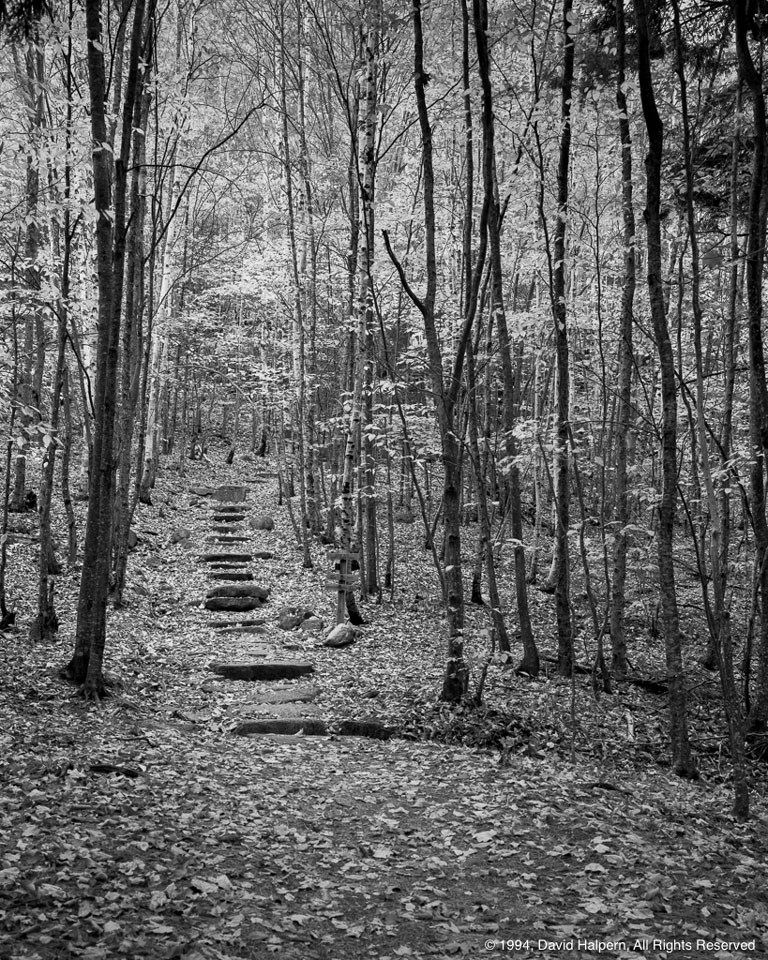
1, 451, 767, 960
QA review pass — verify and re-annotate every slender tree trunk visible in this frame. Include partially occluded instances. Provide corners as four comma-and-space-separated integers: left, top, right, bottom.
550, 0, 575, 675
731, 0, 768, 737
609, 0, 636, 680
635, 0, 696, 777
472, 0, 537, 672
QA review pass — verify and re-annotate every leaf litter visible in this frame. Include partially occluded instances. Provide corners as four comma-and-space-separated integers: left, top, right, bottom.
0, 453, 767, 959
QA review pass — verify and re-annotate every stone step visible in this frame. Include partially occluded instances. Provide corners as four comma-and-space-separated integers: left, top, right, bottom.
211, 660, 314, 681
233, 718, 328, 736
213, 486, 248, 503
206, 535, 250, 543
206, 584, 269, 600
253, 550, 275, 560
208, 620, 267, 630
215, 505, 249, 513
228, 702, 322, 719
212, 514, 246, 523
205, 597, 263, 612
245, 683, 319, 703
215, 625, 267, 635
200, 553, 253, 563
209, 571, 254, 582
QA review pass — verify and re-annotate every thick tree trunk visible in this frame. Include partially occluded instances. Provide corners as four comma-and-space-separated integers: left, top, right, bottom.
64, 0, 151, 697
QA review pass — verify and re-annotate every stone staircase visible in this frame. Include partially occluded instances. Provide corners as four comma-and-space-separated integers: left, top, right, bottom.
197, 484, 324, 736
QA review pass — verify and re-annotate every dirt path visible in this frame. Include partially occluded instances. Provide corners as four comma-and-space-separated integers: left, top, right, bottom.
1, 456, 766, 960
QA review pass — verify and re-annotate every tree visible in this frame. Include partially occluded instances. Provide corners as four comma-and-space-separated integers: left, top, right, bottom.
634, 0, 696, 778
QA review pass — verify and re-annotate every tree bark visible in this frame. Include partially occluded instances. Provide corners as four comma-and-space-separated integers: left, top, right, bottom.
635, 0, 696, 777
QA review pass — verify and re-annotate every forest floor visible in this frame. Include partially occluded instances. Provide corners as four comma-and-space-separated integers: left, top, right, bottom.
1, 448, 767, 960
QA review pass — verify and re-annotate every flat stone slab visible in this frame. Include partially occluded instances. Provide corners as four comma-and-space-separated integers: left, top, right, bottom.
207, 584, 269, 600
215, 624, 267, 635
247, 683, 319, 704
212, 514, 246, 523
233, 718, 327, 736
212, 525, 241, 533
253, 551, 275, 560
208, 620, 267, 630
213, 486, 247, 502
228, 702, 322, 719
201, 553, 253, 563
216, 505, 248, 513
204, 597, 263, 612
334, 719, 392, 740
210, 572, 254, 581
211, 660, 315, 681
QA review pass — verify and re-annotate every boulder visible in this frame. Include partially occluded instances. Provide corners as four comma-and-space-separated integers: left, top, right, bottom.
171, 526, 192, 544
233, 718, 327, 737
210, 660, 315, 681
206, 584, 269, 600
249, 515, 275, 531
190, 485, 214, 497
277, 605, 314, 631
323, 623, 358, 648
204, 597, 262, 612
301, 616, 324, 633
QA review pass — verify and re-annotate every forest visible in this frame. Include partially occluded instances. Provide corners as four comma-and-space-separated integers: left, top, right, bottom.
1, 0, 768, 956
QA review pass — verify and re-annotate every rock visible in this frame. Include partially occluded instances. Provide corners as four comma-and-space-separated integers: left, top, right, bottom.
216, 505, 247, 513
171, 525, 192, 544
210, 660, 315, 681
207, 535, 250, 544
301, 616, 324, 633
214, 485, 247, 502
323, 623, 358, 648
210, 572, 254, 582
334, 719, 391, 740
229, 702, 321, 719
208, 620, 267, 630
204, 597, 263, 612
233, 718, 327, 736
206, 584, 269, 600
247, 684, 319, 704
394, 506, 415, 523
253, 550, 275, 560
216, 624, 267, 635
277, 606, 314, 631
249, 515, 275, 531
212, 513, 245, 523
190, 485, 214, 496
127, 529, 139, 550
200, 553, 253, 563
